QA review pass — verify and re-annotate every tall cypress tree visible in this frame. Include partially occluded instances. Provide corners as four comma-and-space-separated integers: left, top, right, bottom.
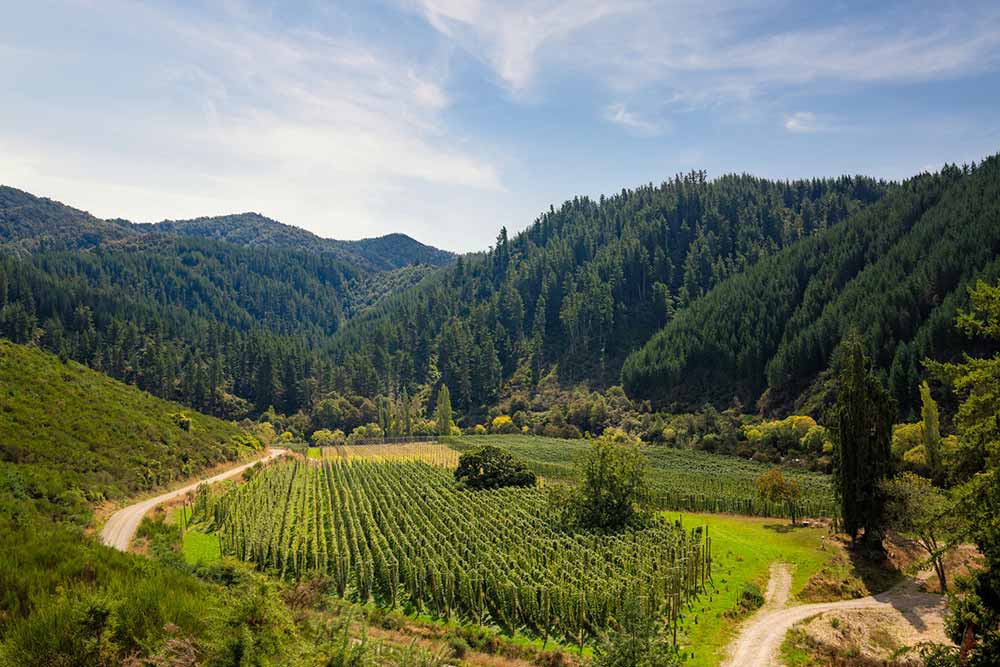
831, 335, 895, 550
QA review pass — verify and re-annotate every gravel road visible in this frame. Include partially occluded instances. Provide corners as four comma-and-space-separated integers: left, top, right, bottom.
724, 562, 945, 667
100, 448, 287, 551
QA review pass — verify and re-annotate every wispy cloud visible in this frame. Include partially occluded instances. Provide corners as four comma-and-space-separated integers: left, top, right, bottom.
407, 1, 1000, 110
0, 0, 503, 247
784, 112, 823, 134
410, 0, 637, 94
605, 102, 662, 135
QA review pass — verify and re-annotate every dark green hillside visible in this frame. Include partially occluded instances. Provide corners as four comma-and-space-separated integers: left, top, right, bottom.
145, 213, 453, 271
0, 234, 363, 418
0, 186, 456, 419
324, 173, 886, 411
622, 157, 1000, 416
0, 186, 135, 251
338, 232, 455, 270
0, 340, 250, 519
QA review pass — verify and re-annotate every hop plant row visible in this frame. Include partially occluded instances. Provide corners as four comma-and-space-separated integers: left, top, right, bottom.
203, 458, 711, 646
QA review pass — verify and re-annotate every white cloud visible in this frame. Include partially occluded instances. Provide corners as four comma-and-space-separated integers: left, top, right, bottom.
605, 102, 662, 135
406, 1, 1000, 109
784, 112, 822, 134
0, 0, 504, 249
410, 0, 637, 93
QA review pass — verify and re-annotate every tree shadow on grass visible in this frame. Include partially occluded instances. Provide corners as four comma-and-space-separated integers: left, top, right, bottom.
762, 522, 812, 534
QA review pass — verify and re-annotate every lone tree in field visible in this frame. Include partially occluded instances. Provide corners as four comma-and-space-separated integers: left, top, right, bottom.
756, 467, 802, 524
555, 429, 648, 533
435, 384, 453, 436
455, 445, 536, 490
881, 473, 963, 592
830, 336, 895, 551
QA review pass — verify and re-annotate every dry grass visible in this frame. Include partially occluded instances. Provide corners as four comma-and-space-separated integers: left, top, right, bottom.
321, 443, 460, 468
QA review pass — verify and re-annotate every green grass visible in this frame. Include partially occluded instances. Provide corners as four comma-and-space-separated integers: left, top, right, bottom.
174, 506, 222, 565
446, 435, 837, 518
780, 629, 816, 667
307, 447, 322, 459
671, 512, 838, 667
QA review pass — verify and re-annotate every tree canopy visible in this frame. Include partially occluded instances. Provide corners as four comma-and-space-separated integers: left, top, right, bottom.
454, 445, 537, 490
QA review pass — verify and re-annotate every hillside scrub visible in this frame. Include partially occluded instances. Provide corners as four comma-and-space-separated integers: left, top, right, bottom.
0, 340, 253, 520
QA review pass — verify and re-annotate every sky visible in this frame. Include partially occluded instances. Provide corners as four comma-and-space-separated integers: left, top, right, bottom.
2, 1, 1000, 252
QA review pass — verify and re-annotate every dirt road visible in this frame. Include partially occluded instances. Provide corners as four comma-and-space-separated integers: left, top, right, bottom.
100, 448, 287, 551
724, 563, 946, 667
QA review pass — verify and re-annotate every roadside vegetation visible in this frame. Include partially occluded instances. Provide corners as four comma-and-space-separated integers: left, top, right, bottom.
0, 340, 252, 521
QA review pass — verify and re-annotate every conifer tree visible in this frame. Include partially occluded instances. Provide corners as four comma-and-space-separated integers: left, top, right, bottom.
831, 335, 895, 550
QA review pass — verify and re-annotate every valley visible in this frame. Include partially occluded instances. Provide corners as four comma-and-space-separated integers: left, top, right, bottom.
2, 156, 999, 667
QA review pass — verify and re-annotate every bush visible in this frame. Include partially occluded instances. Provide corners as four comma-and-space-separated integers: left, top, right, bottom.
347, 423, 383, 443
447, 635, 471, 658
170, 412, 192, 432
726, 582, 765, 618
454, 446, 537, 490
490, 415, 519, 434
310, 428, 345, 446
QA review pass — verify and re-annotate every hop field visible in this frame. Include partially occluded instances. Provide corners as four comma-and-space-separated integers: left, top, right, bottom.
202, 458, 710, 646
445, 435, 837, 518
318, 442, 459, 467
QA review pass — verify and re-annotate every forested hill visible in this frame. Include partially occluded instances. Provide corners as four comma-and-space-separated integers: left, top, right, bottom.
0, 185, 135, 250
0, 186, 450, 420
0, 185, 453, 271
144, 215, 454, 271
2, 158, 996, 425
622, 157, 1000, 417
323, 173, 888, 412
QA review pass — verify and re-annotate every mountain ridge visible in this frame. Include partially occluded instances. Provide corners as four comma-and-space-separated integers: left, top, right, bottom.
0, 185, 453, 272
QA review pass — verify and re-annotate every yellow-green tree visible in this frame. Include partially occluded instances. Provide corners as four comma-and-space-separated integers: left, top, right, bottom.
435, 384, 453, 436
756, 467, 803, 524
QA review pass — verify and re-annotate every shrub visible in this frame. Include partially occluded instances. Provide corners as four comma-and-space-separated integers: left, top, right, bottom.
725, 582, 765, 618
347, 423, 383, 443
310, 428, 345, 446
447, 635, 471, 659
490, 415, 519, 434
454, 446, 537, 490
170, 412, 192, 432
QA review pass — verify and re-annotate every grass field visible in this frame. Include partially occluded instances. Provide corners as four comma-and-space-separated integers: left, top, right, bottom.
672, 513, 838, 667
446, 435, 837, 518
174, 506, 221, 565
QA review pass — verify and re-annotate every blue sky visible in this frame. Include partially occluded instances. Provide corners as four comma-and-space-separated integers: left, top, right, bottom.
2, 1, 999, 251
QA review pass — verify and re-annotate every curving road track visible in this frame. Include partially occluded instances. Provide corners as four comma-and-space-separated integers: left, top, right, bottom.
724, 562, 946, 667
100, 448, 287, 551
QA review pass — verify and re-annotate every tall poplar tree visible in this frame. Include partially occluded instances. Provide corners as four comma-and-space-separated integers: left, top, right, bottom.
435, 384, 453, 436
919, 380, 943, 483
